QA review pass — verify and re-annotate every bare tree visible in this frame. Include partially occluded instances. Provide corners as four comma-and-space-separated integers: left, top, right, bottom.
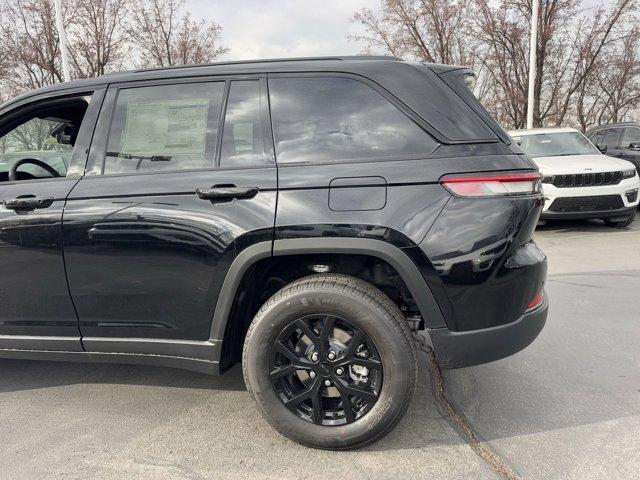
595, 29, 640, 125
350, 0, 477, 67
0, 0, 131, 96
1, 0, 68, 94
0, 0, 230, 100
130, 0, 228, 67
554, 0, 638, 125
0, 6, 13, 103
351, 0, 640, 130
473, 0, 530, 128
67, 0, 131, 77
473, 0, 591, 128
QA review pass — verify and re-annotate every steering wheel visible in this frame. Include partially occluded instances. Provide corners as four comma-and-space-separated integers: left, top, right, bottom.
9, 158, 62, 181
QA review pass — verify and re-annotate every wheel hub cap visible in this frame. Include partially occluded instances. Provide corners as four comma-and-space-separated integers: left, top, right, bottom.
269, 314, 383, 426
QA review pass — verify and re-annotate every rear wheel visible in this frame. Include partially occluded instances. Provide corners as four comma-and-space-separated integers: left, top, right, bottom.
242, 274, 417, 450
602, 211, 636, 228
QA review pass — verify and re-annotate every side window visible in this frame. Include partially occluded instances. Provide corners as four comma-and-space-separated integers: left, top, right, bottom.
602, 128, 622, 149
621, 127, 640, 148
220, 80, 268, 167
104, 82, 224, 174
589, 131, 604, 147
0, 96, 91, 182
269, 77, 437, 163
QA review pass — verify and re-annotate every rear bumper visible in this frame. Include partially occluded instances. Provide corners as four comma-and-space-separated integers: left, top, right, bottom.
540, 205, 636, 220
428, 293, 548, 369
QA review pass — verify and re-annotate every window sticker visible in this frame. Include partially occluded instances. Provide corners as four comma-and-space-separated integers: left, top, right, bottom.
232, 123, 254, 153
122, 99, 209, 155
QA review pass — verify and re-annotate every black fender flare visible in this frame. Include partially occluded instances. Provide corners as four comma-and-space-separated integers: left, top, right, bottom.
208, 237, 447, 345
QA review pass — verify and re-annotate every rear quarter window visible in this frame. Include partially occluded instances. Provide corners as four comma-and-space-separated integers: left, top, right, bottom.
268, 76, 437, 164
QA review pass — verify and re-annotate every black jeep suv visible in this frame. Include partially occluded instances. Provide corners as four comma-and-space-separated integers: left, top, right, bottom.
0, 56, 547, 449
587, 122, 640, 171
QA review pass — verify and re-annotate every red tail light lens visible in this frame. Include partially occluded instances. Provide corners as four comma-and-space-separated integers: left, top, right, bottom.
526, 291, 544, 311
441, 171, 543, 197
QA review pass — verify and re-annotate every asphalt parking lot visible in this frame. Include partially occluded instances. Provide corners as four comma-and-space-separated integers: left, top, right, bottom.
1, 219, 639, 480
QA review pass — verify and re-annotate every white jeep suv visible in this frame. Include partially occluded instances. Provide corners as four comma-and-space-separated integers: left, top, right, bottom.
509, 127, 639, 227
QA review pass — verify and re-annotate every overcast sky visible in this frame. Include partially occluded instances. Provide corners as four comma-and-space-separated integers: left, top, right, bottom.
189, 0, 607, 62
189, 0, 376, 61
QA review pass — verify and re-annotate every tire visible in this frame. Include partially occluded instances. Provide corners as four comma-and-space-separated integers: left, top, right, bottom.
602, 210, 636, 228
242, 274, 417, 450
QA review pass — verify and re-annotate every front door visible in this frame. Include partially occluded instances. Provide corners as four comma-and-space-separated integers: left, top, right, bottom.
0, 89, 103, 350
62, 78, 277, 355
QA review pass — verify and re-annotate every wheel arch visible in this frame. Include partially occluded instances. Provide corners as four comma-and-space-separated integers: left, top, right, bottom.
209, 238, 446, 372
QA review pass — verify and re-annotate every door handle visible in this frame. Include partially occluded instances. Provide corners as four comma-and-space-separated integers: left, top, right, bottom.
196, 186, 259, 202
3, 195, 54, 210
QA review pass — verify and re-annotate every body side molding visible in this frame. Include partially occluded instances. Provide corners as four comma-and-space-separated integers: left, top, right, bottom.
0, 349, 218, 374
82, 337, 220, 361
0, 335, 83, 352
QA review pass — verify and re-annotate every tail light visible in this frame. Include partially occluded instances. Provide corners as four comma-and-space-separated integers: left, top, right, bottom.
526, 290, 544, 312
440, 171, 542, 197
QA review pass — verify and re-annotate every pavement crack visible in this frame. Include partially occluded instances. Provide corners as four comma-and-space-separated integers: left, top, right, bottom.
418, 343, 520, 480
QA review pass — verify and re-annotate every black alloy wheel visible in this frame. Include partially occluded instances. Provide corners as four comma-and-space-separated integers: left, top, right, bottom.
243, 274, 417, 450
269, 314, 383, 426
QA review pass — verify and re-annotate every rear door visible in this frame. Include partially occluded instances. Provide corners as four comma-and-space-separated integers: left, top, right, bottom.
62, 77, 276, 354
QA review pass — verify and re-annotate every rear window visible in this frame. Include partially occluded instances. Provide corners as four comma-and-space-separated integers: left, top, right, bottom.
268, 77, 437, 164
220, 80, 269, 168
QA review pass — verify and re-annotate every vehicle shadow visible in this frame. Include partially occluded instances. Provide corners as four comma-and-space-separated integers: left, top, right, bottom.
0, 358, 247, 393
0, 351, 467, 453
535, 215, 639, 234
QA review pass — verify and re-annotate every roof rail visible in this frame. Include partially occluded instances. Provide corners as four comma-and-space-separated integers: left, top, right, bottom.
100, 55, 403, 77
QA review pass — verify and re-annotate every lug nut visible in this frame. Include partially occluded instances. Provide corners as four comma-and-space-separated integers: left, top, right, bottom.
327, 351, 336, 360
324, 380, 331, 386
309, 371, 316, 379
336, 368, 344, 375
311, 352, 319, 362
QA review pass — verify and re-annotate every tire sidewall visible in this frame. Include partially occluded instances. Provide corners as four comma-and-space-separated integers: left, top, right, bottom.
244, 282, 416, 449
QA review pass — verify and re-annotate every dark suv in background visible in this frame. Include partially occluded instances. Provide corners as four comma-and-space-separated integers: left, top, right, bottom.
0, 56, 548, 449
588, 122, 640, 170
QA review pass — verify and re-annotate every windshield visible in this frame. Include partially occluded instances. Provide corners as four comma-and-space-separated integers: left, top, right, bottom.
511, 131, 600, 158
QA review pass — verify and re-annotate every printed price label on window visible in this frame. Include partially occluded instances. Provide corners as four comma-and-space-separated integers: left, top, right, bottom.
122, 99, 209, 155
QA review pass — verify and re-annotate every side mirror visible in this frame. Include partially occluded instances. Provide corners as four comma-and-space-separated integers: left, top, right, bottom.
596, 144, 607, 154
629, 143, 640, 151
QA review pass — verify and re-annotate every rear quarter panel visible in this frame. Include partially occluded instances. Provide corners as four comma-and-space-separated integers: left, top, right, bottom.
275, 150, 543, 331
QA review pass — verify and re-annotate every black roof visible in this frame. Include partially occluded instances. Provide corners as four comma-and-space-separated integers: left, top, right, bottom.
111, 55, 403, 75
2, 56, 404, 107
0, 55, 503, 144
587, 122, 640, 133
